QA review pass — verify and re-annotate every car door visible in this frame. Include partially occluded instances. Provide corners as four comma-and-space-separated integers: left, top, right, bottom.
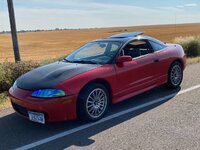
148, 40, 170, 85
114, 40, 157, 103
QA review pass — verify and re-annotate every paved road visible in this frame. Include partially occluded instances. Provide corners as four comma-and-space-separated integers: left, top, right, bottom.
0, 63, 200, 150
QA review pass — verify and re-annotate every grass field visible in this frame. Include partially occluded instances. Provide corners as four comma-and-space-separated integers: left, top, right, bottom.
1, 23, 200, 62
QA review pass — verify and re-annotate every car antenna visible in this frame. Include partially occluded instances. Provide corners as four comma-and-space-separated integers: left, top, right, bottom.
174, 13, 177, 39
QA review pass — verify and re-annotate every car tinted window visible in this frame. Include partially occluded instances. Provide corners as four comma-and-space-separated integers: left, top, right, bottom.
122, 40, 152, 58
149, 41, 166, 52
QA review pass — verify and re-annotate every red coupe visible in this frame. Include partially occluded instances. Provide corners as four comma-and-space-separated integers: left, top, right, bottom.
9, 32, 186, 124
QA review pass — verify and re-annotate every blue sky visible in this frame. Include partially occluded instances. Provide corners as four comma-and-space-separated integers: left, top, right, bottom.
0, 0, 200, 31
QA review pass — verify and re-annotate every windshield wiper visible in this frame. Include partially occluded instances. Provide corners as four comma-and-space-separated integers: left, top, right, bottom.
72, 60, 100, 64
63, 58, 101, 64
63, 58, 72, 63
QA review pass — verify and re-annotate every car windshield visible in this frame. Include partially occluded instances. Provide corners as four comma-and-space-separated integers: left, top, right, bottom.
65, 41, 122, 64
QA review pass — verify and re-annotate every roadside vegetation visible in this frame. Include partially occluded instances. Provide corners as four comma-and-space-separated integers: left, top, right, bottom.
174, 36, 200, 57
0, 61, 40, 93
174, 36, 200, 64
0, 56, 66, 109
0, 36, 200, 109
0, 92, 9, 109
0, 61, 40, 109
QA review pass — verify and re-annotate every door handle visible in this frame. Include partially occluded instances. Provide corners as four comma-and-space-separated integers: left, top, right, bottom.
154, 59, 160, 63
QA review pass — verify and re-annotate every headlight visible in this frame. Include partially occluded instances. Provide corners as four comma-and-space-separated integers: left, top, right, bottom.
32, 89, 65, 98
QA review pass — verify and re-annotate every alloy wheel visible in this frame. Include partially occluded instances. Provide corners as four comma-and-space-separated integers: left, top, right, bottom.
86, 88, 108, 119
170, 64, 182, 86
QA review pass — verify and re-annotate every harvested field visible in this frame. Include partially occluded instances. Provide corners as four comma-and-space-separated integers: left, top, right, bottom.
1, 23, 200, 62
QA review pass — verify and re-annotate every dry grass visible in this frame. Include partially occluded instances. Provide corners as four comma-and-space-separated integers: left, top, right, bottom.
1, 23, 200, 62
187, 57, 200, 64
0, 92, 10, 110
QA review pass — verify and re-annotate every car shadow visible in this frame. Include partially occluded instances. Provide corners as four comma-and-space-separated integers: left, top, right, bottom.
0, 85, 181, 150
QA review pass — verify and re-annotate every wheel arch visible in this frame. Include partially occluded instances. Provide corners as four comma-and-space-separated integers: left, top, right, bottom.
170, 58, 184, 70
167, 59, 183, 78
76, 78, 112, 121
77, 78, 113, 103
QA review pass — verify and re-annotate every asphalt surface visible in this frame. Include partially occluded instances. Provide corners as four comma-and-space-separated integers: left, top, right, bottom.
0, 63, 200, 150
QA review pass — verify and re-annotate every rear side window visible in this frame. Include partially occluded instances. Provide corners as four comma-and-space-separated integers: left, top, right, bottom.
149, 41, 166, 52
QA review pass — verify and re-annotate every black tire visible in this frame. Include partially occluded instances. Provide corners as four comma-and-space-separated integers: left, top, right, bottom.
77, 83, 109, 122
167, 61, 183, 89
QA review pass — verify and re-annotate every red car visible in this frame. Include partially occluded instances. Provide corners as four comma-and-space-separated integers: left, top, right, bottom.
9, 32, 186, 124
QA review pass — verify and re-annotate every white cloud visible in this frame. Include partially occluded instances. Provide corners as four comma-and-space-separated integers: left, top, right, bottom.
158, 6, 183, 12
176, 3, 198, 8
185, 3, 198, 7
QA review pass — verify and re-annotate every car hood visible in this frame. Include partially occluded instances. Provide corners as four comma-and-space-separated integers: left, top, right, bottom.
16, 61, 101, 91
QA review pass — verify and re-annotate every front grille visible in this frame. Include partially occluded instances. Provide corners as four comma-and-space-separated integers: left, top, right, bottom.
11, 102, 49, 121
12, 102, 28, 117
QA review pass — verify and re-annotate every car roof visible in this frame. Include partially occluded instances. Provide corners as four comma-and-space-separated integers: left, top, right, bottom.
93, 32, 165, 44
109, 32, 144, 38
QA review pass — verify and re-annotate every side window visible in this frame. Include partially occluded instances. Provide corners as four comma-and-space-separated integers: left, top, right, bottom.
122, 40, 152, 58
149, 41, 166, 52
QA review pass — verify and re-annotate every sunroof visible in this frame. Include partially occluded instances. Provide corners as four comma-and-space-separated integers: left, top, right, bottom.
109, 32, 144, 38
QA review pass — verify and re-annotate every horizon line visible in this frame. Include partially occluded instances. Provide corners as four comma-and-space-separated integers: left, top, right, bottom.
1, 22, 200, 34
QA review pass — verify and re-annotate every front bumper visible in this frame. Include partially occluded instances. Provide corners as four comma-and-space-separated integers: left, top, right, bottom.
9, 87, 78, 122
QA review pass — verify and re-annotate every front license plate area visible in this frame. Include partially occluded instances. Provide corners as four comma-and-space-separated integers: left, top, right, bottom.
28, 111, 45, 124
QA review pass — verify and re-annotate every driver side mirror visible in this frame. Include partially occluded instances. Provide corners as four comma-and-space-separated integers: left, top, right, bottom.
116, 55, 132, 63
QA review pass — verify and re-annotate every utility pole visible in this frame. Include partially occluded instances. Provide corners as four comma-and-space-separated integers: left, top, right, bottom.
7, 0, 21, 62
